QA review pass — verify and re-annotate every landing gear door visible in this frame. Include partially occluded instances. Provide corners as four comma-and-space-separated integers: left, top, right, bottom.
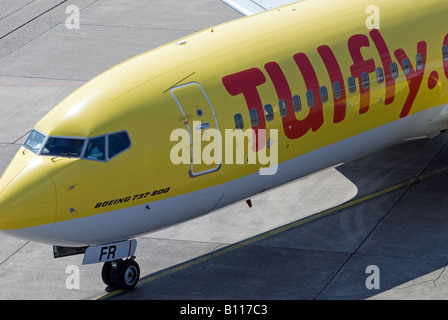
170, 82, 221, 177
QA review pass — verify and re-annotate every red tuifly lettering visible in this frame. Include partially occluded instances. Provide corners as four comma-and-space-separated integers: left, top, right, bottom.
222, 28, 438, 148
265, 60, 324, 140
370, 29, 395, 105
394, 41, 427, 118
317, 45, 347, 123
348, 34, 376, 114
292, 53, 325, 134
222, 68, 266, 151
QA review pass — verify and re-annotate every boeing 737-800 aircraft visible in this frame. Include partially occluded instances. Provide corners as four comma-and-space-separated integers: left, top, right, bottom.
1, 0, 448, 290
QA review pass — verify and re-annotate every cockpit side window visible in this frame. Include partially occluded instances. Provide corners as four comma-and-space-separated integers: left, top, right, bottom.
108, 131, 131, 159
41, 137, 85, 157
24, 130, 46, 154
84, 136, 106, 161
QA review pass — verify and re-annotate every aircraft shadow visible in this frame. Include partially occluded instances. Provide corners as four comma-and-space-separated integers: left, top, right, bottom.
112, 134, 448, 300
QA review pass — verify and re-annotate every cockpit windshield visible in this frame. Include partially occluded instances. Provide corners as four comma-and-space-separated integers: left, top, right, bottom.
24, 130, 46, 154
23, 129, 131, 161
84, 136, 105, 161
41, 137, 86, 157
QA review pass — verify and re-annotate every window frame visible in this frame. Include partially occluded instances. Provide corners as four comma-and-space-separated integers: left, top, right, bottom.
403, 57, 411, 75
361, 72, 370, 89
279, 99, 288, 117
81, 130, 132, 162
306, 90, 315, 108
333, 81, 342, 99
416, 53, 424, 71
347, 76, 357, 93
40, 135, 86, 159
292, 95, 302, 112
249, 108, 259, 126
23, 129, 132, 161
391, 62, 399, 79
83, 134, 107, 162
443, 45, 448, 61
24, 129, 47, 155
108, 130, 132, 160
234, 113, 244, 130
264, 104, 274, 122
320, 86, 328, 103
376, 67, 384, 84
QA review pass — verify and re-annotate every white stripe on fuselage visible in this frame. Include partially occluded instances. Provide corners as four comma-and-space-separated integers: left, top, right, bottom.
5, 103, 448, 247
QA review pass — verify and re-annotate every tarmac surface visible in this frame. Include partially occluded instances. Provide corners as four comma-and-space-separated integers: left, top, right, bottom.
2, 0, 448, 301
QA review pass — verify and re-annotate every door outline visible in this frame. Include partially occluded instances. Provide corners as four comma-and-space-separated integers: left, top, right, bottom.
170, 82, 221, 177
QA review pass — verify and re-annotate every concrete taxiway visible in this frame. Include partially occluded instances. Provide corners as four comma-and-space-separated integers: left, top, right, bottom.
2, 0, 448, 300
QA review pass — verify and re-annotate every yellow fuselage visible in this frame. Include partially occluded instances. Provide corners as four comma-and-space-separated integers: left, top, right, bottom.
1, 0, 448, 246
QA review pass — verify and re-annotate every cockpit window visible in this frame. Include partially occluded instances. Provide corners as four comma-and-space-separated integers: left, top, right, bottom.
24, 130, 46, 154
41, 137, 85, 157
108, 131, 131, 159
23, 129, 131, 161
84, 136, 106, 161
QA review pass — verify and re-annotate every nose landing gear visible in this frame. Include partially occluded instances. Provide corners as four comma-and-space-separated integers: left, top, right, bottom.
102, 257, 140, 290
54, 239, 140, 291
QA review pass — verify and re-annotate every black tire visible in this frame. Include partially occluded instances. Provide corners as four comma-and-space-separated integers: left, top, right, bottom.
101, 261, 117, 287
116, 259, 140, 290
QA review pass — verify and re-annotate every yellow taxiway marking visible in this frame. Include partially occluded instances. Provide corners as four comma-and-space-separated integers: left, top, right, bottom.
93, 165, 448, 300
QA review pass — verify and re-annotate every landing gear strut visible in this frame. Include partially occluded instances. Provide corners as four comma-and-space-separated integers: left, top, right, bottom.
54, 239, 139, 290
101, 257, 140, 290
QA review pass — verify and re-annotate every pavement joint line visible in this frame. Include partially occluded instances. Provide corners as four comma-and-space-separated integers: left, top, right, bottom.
93, 165, 448, 300
0, 1, 68, 41
80, 22, 198, 33
0, 241, 29, 266
0, 74, 88, 82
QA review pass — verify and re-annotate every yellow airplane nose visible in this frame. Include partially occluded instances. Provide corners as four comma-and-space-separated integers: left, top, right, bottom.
0, 158, 56, 236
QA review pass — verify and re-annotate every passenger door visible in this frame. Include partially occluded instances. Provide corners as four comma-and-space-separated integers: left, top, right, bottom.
170, 82, 221, 177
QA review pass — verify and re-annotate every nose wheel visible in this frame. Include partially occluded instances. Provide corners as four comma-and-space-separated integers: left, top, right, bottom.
102, 257, 140, 290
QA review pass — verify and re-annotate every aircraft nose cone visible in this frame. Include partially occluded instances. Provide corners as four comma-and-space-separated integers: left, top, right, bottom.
0, 160, 56, 238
